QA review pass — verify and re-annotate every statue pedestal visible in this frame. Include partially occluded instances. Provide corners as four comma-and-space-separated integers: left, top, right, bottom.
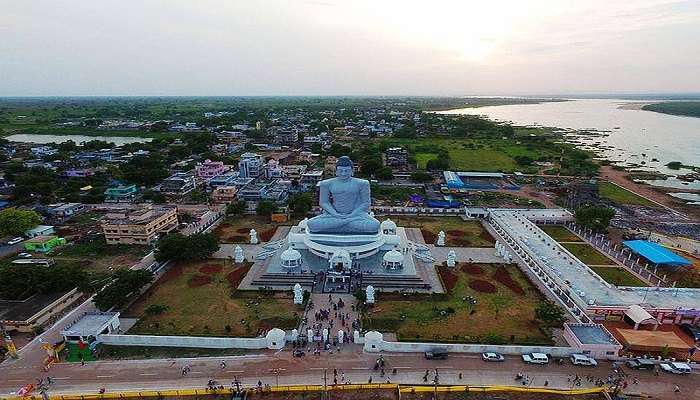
288, 224, 400, 261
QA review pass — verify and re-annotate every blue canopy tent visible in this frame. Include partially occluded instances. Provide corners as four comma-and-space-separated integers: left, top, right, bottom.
623, 240, 692, 267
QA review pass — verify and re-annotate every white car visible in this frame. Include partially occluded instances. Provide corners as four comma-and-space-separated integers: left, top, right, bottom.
570, 354, 598, 367
659, 362, 691, 375
7, 237, 24, 245
481, 352, 505, 362
17, 252, 32, 258
522, 352, 549, 364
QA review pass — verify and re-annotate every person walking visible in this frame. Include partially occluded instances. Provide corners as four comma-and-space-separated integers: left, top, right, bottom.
220, 360, 226, 369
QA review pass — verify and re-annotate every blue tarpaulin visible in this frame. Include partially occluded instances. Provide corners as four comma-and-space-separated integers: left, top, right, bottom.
623, 240, 692, 266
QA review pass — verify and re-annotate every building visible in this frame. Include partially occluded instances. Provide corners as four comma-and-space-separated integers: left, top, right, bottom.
264, 159, 284, 179
24, 225, 55, 238
101, 204, 178, 245
46, 202, 85, 219
211, 186, 237, 204
195, 159, 229, 180
300, 170, 324, 191
104, 184, 139, 202
177, 204, 226, 236
24, 236, 66, 252
63, 169, 95, 178
238, 152, 265, 179
282, 164, 308, 180
385, 147, 409, 168
160, 172, 196, 196
274, 129, 299, 144
207, 173, 239, 189
60, 312, 120, 343
0, 288, 82, 333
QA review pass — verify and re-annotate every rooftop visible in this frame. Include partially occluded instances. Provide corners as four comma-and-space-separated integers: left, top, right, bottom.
623, 240, 691, 266
567, 323, 620, 345
60, 312, 119, 337
0, 291, 73, 322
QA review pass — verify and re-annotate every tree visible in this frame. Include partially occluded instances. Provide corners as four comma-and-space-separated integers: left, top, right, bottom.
575, 205, 615, 233
256, 201, 277, 216
359, 157, 383, 177
426, 157, 449, 171
374, 167, 394, 181
288, 193, 313, 216
155, 233, 220, 262
93, 269, 154, 311
535, 300, 566, 328
226, 201, 247, 216
410, 171, 433, 183
0, 208, 41, 236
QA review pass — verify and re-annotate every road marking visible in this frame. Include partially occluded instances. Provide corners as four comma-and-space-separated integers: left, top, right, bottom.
139, 373, 158, 376
351, 367, 369, 370
52, 377, 70, 380
226, 370, 245, 373
8, 380, 25, 382
96, 375, 115, 378
268, 368, 286, 372
189, 371, 203, 374
309, 367, 327, 370
394, 366, 412, 369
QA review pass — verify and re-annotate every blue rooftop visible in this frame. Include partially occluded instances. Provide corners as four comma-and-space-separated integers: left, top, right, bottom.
623, 240, 692, 266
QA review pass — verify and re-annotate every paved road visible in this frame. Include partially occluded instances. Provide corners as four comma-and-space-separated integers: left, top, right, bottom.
1, 348, 698, 398
0, 242, 24, 259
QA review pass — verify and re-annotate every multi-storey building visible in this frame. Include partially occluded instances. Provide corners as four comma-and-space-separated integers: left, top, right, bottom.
386, 147, 409, 168
160, 172, 196, 196
101, 204, 178, 245
195, 159, 229, 180
104, 184, 139, 202
238, 152, 265, 179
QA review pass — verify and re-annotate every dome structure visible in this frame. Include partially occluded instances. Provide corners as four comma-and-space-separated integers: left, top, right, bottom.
265, 328, 286, 349
281, 248, 302, 268
382, 249, 404, 270
381, 219, 397, 234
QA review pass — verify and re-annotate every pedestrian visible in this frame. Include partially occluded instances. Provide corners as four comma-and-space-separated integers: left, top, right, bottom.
368, 376, 372, 384
80, 358, 85, 366
458, 372, 462, 380
46, 377, 53, 385
220, 360, 226, 369
674, 385, 680, 392
544, 379, 549, 386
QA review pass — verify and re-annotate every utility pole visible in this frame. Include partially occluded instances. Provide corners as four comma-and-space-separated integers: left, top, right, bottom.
323, 369, 328, 400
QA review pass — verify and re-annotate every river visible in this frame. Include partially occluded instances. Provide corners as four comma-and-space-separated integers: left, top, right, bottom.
5, 133, 152, 146
439, 99, 700, 183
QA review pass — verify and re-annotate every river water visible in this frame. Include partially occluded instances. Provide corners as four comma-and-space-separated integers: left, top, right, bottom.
5, 133, 152, 146
439, 99, 700, 180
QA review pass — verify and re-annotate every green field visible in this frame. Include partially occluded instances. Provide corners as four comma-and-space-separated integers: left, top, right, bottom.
125, 259, 302, 337
538, 225, 582, 242
561, 243, 615, 265
363, 264, 550, 344
414, 153, 439, 169
589, 266, 648, 287
598, 181, 656, 207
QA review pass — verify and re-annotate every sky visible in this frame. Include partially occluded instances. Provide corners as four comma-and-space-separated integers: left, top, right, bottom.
1, 0, 700, 96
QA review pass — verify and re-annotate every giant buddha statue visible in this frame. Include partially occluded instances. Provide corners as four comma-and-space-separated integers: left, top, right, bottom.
307, 156, 380, 234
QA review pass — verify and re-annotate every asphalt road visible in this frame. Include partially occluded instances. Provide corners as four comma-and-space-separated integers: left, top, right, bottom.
1, 348, 698, 399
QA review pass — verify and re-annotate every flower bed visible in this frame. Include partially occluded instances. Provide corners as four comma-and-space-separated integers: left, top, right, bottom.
259, 228, 277, 242
437, 265, 458, 292
236, 228, 249, 234
421, 228, 437, 244
469, 279, 497, 293
493, 266, 525, 295
227, 264, 252, 288
461, 263, 484, 275
187, 274, 212, 288
446, 229, 466, 236
199, 264, 223, 274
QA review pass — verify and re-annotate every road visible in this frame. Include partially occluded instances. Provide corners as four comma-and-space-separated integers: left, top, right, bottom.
1, 347, 698, 399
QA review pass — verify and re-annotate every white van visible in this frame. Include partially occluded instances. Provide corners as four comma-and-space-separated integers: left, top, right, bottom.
660, 362, 692, 375
522, 352, 549, 364
570, 354, 598, 367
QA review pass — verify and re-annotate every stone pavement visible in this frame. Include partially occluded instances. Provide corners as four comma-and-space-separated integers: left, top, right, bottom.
302, 293, 359, 346
428, 246, 504, 264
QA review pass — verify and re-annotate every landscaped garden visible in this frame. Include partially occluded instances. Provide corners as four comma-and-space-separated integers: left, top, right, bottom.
561, 243, 615, 265
213, 216, 288, 243
49, 237, 149, 271
389, 216, 495, 247
589, 266, 648, 287
362, 263, 551, 344
538, 225, 583, 242
124, 259, 303, 337
598, 181, 656, 207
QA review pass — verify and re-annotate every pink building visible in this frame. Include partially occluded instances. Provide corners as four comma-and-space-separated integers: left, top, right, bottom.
196, 159, 229, 179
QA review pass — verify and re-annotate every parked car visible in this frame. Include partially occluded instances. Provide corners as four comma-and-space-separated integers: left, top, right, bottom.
7, 237, 24, 245
481, 352, 505, 362
522, 353, 549, 364
570, 354, 598, 367
626, 359, 656, 370
680, 323, 700, 342
659, 362, 691, 375
425, 348, 448, 360
17, 252, 32, 258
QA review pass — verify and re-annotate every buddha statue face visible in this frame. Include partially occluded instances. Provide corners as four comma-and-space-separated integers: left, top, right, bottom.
336, 165, 353, 181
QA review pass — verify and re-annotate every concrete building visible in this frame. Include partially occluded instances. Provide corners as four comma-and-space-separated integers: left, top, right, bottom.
211, 186, 237, 204
195, 159, 229, 180
264, 159, 284, 179
46, 203, 85, 219
386, 147, 409, 168
282, 164, 308, 180
61, 312, 121, 343
273, 129, 299, 144
104, 184, 139, 202
0, 288, 82, 333
238, 152, 265, 179
24, 236, 66, 252
102, 204, 178, 245
24, 225, 55, 238
160, 172, 196, 196
300, 170, 324, 191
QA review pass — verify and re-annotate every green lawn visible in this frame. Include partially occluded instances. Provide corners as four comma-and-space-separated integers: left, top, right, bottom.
598, 181, 656, 207
49, 238, 149, 271
363, 264, 550, 344
415, 153, 438, 169
589, 266, 648, 287
389, 216, 494, 247
124, 260, 302, 337
538, 225, 583, 242
561, 243, 615, 265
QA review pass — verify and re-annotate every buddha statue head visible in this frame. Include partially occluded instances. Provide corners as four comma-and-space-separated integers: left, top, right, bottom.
335, 156, 353, 181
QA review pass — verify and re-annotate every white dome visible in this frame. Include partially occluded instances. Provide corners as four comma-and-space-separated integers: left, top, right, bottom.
383, 249, 404, 263
281, 248, 302, 262
381, 219, 397, 231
